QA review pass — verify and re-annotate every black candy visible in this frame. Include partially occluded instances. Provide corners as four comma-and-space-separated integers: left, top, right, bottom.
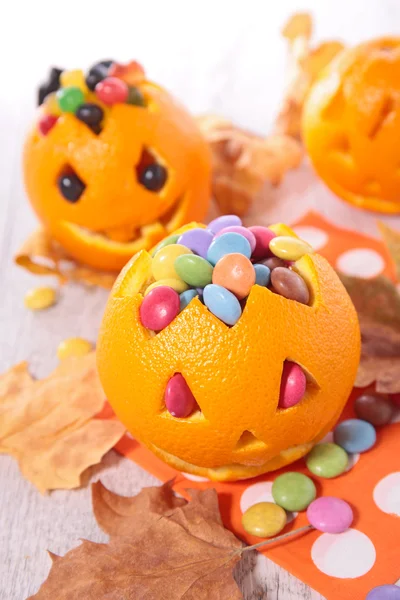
37, 67, 63, 106
57, 172, 86, 203
76, 103, 104, 126
85, 59, 114, 91
138, 164, 168, 192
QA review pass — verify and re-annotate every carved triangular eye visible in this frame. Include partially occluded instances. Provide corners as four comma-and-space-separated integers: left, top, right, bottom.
136, 148, 168, 192
164, 373, 199, 419
57, 166, 86, 203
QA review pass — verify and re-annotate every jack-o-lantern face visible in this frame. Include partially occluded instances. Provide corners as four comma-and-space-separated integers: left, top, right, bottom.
23, 62, 211, 271
303, 38, 400, 213
97, 223, 360, 481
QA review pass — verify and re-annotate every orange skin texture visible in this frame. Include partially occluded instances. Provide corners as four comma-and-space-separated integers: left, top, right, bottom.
97, 223, 360, 481
303, 37, 400, 214
23, 82, 211, 271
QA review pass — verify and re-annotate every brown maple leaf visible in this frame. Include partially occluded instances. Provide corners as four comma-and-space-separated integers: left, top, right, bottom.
0, 352, 125, 492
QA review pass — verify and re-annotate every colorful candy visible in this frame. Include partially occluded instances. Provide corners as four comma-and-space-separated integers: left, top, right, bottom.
145, 279, 189, 295
272, 472, 316, 511
57, 337, 92, 360
334, 418, 377, 453
177, 228, 214, 259
24, 286, 57, 311
306, 443, 349, 478
242, 502, 287, 538
366, 585, 400, 600
262, 256, 287, 270
248, 226, 276, 260
279, 361, 306, 408
44, 92, 63, 117
151, 234, 180, 256
207, 232, 251, 266
212, 253, 255, 299
139, 286, 180, 331
38, 114, 58, 136
269, 236, 314, 261
75, 103, 104, 130
60, 69, 88, 94
215, 226, 256, 252
354, 392, 394, 426
271, 267, 310, 305
306, 497, 353, 533
57, 172, 85, 203
56, 86, 85, 113
85, 60, 113, 91
208, 214, 242, 234
152, 244, 192, 281
203, 284, 242, 326
254, 264, 271, 287
95, 77, 129, 105
175, 254, 213, 288
165, 373, 198, 418
179, 289, 199, 312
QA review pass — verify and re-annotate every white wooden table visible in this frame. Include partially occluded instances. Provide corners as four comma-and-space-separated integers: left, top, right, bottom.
1, 1, 400, 598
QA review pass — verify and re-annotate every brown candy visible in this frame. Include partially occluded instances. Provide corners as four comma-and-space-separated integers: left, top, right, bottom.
262, 256, 288, 270
354, 393, 394, 426
271, 267, 310, 305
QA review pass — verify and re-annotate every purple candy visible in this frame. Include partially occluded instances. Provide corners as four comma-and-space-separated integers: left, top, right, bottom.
207, 214, 242, 234
306, 497, 353, 533
214, 225, 256, 252
178, 228, 214, 259
366, 586, 400, 600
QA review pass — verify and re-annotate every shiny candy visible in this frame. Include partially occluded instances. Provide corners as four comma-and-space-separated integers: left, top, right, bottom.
306, 443, 349, 478
208, 214, 242, 234
254, 264, 271, 287
75, 103, 104, 128
366, 586, 400, 600
44, 92, 63, 116
152, 244, 192, 281
271, 267, 310, 305
262, 256, 287, 270
38, 114, 58, 136
177, 228, 214, 258
248, 226, 276, 260
24, 286, 57, 311
334, 419, 377, 453
207, 232, 251, 266
60, 69, 88, 94
270, 236, 314, 261
215, 226, 256, 252
179, 289, 199, 312
212, 253, 255, 299
145, 278, 189, 295
139, 286, 180, 331
151, 234, 180, 256
272, 472, 316, 511
391, 393, 400, 407
354, 393, 394, 426
279, 361, 306, 408
165, 373, 197, 418
56, 86, 85, 113
203, 284, 242, 326
242, 502, 287, 538
306, 497, 353, 533
95, 77, 129, 105
57, 337, 92, 359
175, 254, 213, 288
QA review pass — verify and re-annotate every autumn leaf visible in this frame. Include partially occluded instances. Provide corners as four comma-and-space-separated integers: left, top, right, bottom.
378, 221, 400, 280
0, 352, 125, 492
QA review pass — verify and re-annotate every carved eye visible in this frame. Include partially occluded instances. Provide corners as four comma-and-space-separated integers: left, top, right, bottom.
57, 169, 85, 203
136, 149, 168, 192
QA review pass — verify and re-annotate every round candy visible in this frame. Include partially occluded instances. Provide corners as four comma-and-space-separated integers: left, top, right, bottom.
177, 228, 214, 259
60, 69, 88, 94
279, 361, 306, 408
354, 393, 394, 426
165, 373, 197, 418
334, 419, 377, 453
57, 172, 85, 203
151, 234, 180, 256
145, 278, 189, 295
179, 289, 199, 312
270, 236, 314, 261
24, 286, 57, 311
152, 244, 192, 281
95, 77, 129, 105
242, 502, 287, 538
271, 267, 310, 305
272, 472, 316, 511
212, 253, 255, 299
306, 497, 353, 533
215, 226, 256, 252
203, 284, 242, 326
366, 585, 400, 600
208, 214, 242, 234
85, 62, 110, 91
248, 226, 276, 260
207, 232, 251, 266
306, 443, 349, 478
262, 256, 288, 270
38, 114, 58, 136
57, 337, 92, 360
139, 286, 180, 331
76, 103, 104, 128
254, 264, 271, 287
175, 254, 213, 288
56, 86, 85, 113
44, 92, 63, 116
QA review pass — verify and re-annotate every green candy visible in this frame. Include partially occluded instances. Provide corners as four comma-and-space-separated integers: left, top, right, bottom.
175, 254, 213, 288
151, 235, 180, 257
127, 86, 146, 106
272, 472, 316, 511
306, 443, 349, 478
57, 86, 85, 113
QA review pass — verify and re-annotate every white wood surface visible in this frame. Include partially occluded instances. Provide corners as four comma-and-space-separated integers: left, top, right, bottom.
1, 1, 400, 598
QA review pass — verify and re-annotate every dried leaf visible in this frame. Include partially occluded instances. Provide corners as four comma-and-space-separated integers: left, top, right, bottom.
378, 221, 400, 280
29, 486, 243, 600
282, 12, 313, 41
0, 353, 125, 492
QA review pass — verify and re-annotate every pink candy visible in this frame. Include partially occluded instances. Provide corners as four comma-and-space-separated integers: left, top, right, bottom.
215, 226, 256, 252
279, 361, 306, 408
307, 497, 353, 533
165, 373, 198, 418
249, 226, 276, 260
139, 286, 179, 331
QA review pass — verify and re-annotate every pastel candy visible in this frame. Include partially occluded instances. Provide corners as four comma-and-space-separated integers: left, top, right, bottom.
179, 289, 199, 312
334, 419, 377, 453
215, 226, 256, 252
271, 267, 310, 305
272, 472, 316, 511
354, 393, 394, 426
175, 254, 213, 288
207, 232, 251, 266
306, 443, 349, 478
152, 244, 192, 280
262, 256, 287, 270
140, 286, 180, 331
178, 228, 214, 258
212, 253, 255, 299
145, 278, 189, 295
254, 264, 271, 287
242, 502, 287, 538
151, 234, 180, 256
366, 586, 400, 600
306, 497, 353, 533
270, 236, 314, 261
208, 214, 242, 234
279, 361, 306, 408
248, 226, 276, 260
165, 373, 197, 418
203, 284, 242, 326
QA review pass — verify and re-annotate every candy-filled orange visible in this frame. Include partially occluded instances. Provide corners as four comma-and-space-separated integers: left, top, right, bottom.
97, 221, 360, 481
303, 38, 400, 213
23, 61, 211, 272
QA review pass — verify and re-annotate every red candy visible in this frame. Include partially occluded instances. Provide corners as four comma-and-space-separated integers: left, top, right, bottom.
139, 286, 179, 331
248, 226, 276, 260
95, 77, 129, 105
38, 114, 58, 136
165, 373, 198, 418
279, 361, 306, 408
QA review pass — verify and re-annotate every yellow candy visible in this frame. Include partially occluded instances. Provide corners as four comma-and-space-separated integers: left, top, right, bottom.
242, 502, 287, 538
57, 337, 92, 360
152, 244, 192, 281
24, 287, 57, 311
44, 92, 63, 116
60, 69, 88, 94
269, 236, 314, 261
145, 279, 189, 295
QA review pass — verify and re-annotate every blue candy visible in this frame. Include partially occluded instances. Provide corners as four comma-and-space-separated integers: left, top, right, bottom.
366, 585, 400, 600
179, 289, 198, 312
208, 215, 242, 234
203, 284, 242, 326
334, 419, 376, 453
177, 228, 214, 259
207, 232, 251, 266
254, 264, 271, 287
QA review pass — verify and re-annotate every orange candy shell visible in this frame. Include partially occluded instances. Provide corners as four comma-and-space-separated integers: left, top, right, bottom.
212, 253, 255, 299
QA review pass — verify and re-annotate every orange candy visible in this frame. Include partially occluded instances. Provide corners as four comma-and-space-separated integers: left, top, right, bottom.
212, 253, 255, 299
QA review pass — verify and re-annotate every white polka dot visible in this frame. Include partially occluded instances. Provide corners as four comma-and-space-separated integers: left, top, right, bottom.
373, 472, 400, 516
311, 529, 376, 578
337, 249, 384, 278
181, 472, 209, 482
293, 226, 329, 251
240, 481, 297, 523
320, 431, 334, 444
345, 453, 360, 472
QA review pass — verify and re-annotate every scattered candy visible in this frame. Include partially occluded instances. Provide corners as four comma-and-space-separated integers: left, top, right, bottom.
145, 278, 189, 295
203, 284, 242, 326
207, 232, 251, 266
151, 234, 180, 256
179, 289, 199, 312
165, 373, 197, 417
212, 253, 255, 299
248, 226, 276, 260
177, 228, 214, 259
57, 337, 92, 360
272, 472, 316, 511
38, 114, 58, 136
139, 286, 180, 331
208, 214, 242, 234
271, 267, 310, 305
56, 86, 85, 113
75, 103, 104, 129
152, 244, 192, 281
270, 236, 314, 261
279, 361, 306, 408
95, 77, 129, 105
306, 443, 349, 478
215, 226, 256, 252
60, 69, 88, 94
242, 502, 287, 538
175, 254, 213, 288
366, 585, 400, 600
306, 497, 353, 533
254, 264, 271, 287
334, 418, 377, 453
354, 392, 394, 426
24, 286, 57, 311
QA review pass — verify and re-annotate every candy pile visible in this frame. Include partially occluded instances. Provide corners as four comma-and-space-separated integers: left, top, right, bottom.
37, 60, 146, 137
